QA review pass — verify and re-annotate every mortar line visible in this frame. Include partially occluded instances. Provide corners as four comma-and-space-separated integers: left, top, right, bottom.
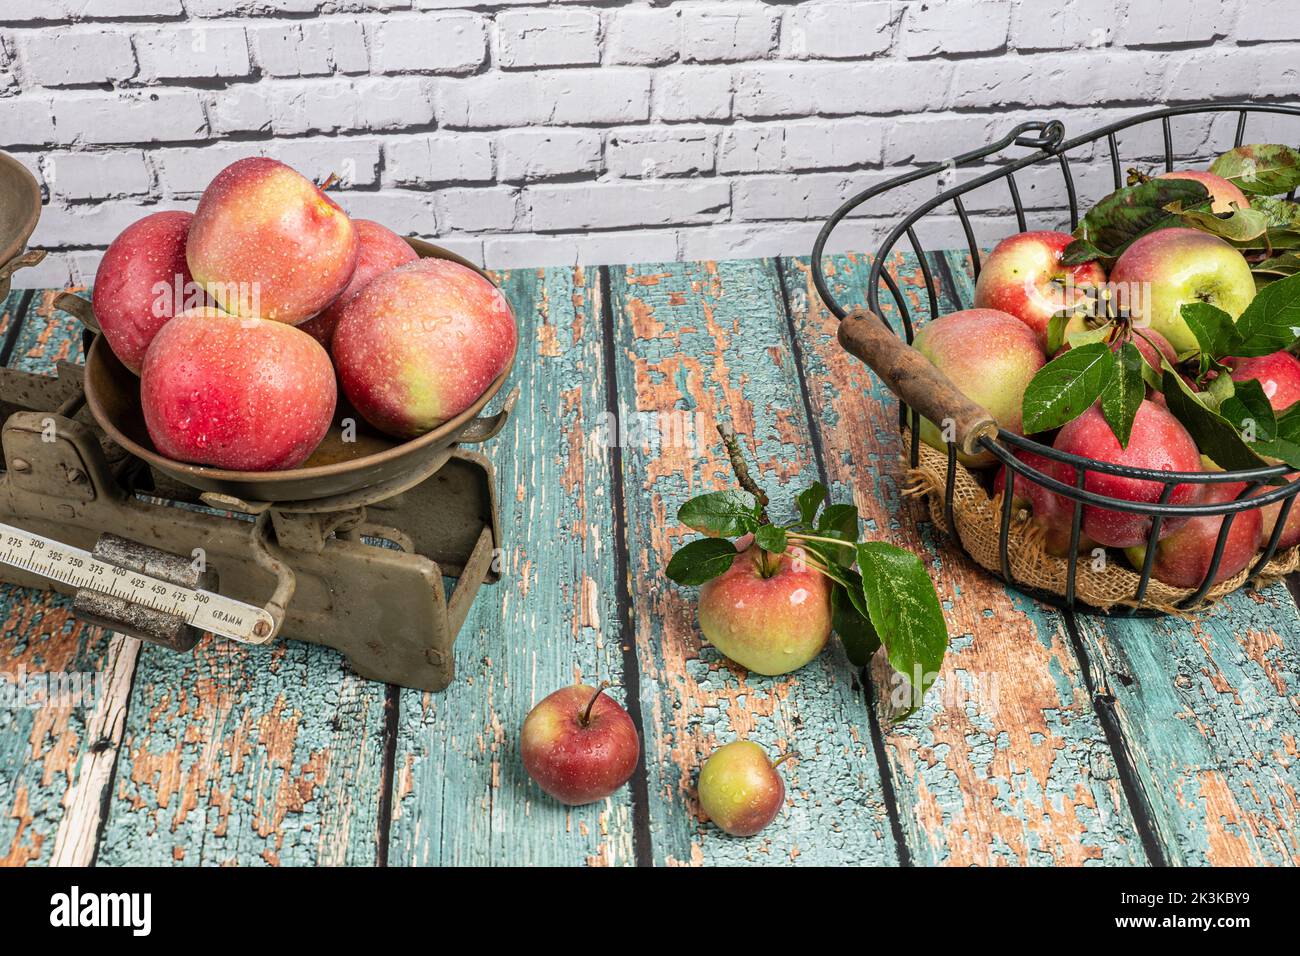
598, 264, 653, 868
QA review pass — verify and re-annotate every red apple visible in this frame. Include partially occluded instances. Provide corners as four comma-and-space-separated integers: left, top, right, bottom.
1156, 170, 1250, 214
1126, 479, 1260, 589
519, 684, 640, 806
141, 308, 336, 471
187, 157, 358, 325
697, 741, 789, 837
913, 308, 1047, 467
1050, 401, 1202, 548
93, 211, 200, 374
993, 449, 1096, 557
332, 258, 517, 439
1109, 227, 1255, 356
1228, 351, 1300, 413
973, 231, 1108, 345
297, 219, 418, 349
697, 542, 831, 676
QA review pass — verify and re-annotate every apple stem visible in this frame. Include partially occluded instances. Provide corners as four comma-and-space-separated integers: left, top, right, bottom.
717, 422, 770, 522
771, 751, 800, 770
320, 172, 339, 191
581, 681, 610, 726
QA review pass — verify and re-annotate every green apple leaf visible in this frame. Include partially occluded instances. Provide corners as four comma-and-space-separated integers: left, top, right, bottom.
1160, 369, 1267, 472
1045, 310, 1074, 354
1066, 323, 1113, 348
1210, 144, 1300, 197
754, 524, 787, 555
1066, 178, 1212, 266
1255, 404, 1300, 468
1167, 199, 1269, 243
1232, 271, 1300, 357
1101, 342, 1145, 448
1060, 237, 1107, 266
1179, 301, 1241, 361
831, 582, 881, 668
677, 490, 761, 537
796, 482, 827, 527
1252, 196, 1300, 230
665, 537, 738, 586
816, 502, 860, 566
1219, 377, 1276, 445
1021, 343, 1116, 434
855, 542, 947, 719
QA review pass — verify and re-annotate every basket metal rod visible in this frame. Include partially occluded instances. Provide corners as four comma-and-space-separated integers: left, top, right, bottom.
1131, 484, 1175, 608
909, 409, 922, 468
1065, 466, 1086, 610
945, 442, 958, 534
1106, 133, 1122, 189
1056, 153, 1079, 229
998, 463, 1016, 587
1251, 492, 1295, 577
952, 194, 981, 279
1235, 111, 1248, 147
1179, 509, 1241, 609
906, 229, 940, 324
1006, 174, 1028, 233
1161, 116, 1175, 172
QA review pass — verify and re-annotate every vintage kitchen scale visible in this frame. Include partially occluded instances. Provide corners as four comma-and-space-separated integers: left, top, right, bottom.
0, 149, 515, 691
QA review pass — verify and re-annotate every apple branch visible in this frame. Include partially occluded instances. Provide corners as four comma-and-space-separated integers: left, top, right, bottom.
717, 422, 770, 522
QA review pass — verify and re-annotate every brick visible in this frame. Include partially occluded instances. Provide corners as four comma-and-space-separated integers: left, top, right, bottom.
0, 95, 57, 146
1011, 0, 1115, 51
1116, 0, 1230, 48
948, 52, 1164, 109
655, 67, 732, 122
497, 10, 600, 68
368, 14, 486, 75
134, 27, 252, 81
35, 199, 194, 247
482, 233, 580, 269
18, 31, 137, 87
338, 191, 439, 237
438, 70, 650, 128
496, 128, 602, 181
51, 91, 208, 145
787, 2, 897, 59
155, 140, 381, 195
883, 115, 997, 164
0, 0, 182, 17
526, 180, 729, 231
606, 8, 681, 65
1236, 1, 1300, 42
721, 119, 883, 172
386, 134, 494, 184
210, 79, 435, 136
732, 173, 860, 221
680, 6, 779, 63
606, 127, 716, 178
44, 150, 152, 201
437, 186, 521, 232
251, 21, 369, 76
902, 0, 1012, 58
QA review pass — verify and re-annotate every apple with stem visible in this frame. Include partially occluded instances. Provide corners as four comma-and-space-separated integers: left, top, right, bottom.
519, 682, 640, 806
973, 231, 1108, 346
1109, 227, 1255, 356
697, 741, 793, 837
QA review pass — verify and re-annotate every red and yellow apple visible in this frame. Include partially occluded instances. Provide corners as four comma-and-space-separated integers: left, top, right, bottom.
1228, 351, 1300, 413
697, 741, 789, 837
186, 157, 358, 325
1109, 227, 1255, 356
141, 308, 336, 471
697, 542, 831, 676
913, 308, 1047, 466
1126, 478, 1260, 589
93, 211, 199, 374
520, 684, 640, 806
1157, 170, 1250, 214
331, 258, 517, 439
298, 219, 418, 349
1050, 400, 1202, 548
973, 231, 1108, 345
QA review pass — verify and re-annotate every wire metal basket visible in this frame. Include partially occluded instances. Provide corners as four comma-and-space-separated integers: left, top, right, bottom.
813, 101, 1300, 615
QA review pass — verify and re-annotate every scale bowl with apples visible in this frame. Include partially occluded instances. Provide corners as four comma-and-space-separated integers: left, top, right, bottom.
0, 161, 515, 692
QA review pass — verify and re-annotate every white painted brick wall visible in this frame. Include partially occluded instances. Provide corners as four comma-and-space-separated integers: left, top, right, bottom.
1, 0, 1297, 287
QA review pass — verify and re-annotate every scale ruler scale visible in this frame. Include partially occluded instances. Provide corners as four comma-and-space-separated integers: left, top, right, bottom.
0, 521, 274, 645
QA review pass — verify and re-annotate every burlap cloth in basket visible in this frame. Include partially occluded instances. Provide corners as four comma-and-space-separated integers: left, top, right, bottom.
902, 433, 1300, 613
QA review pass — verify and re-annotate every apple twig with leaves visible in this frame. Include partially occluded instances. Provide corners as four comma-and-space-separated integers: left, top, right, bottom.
665, 423, 949, 718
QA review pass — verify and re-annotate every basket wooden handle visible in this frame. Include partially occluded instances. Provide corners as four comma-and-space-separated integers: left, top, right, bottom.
837, 307, 998, 458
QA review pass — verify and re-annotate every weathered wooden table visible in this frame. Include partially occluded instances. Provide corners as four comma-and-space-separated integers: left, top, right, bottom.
1, 250, 1297, 867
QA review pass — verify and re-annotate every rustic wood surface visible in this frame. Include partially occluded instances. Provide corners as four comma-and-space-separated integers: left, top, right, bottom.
0, 253, 1297, 867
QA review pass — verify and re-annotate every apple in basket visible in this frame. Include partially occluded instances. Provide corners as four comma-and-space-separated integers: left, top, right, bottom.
186, 157, 359, 325
141, 308, 336, 471
993, 449, 1097, 558
973, 231, 1107, 346
1155, 170, 1251, 214
331, 258, 517, 439
1047, 401, 1202, 549
913, 308, 1047, 467
1228, 351, 1300, 550
93, 210, 198, 374
1109, 228, 1255, 356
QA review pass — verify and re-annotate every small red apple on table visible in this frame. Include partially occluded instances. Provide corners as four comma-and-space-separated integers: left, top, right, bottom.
697, 741, 793, 837
520, 683, 640, 806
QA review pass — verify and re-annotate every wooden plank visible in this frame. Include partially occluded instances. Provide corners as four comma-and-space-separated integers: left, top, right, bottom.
0, 287, 124, 867
387, 266, 638, 866
780, 251, 1146, 865
1075, 589, 1300, 865
609, 258, 900, 866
